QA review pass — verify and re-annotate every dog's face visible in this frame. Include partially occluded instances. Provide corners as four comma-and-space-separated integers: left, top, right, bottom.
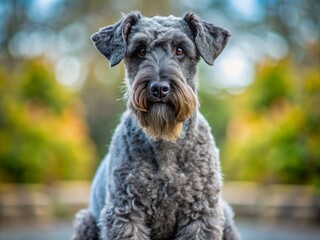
92, 12, 230, 141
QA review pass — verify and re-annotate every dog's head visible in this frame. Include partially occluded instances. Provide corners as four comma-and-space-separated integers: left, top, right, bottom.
92, 12, 230, 141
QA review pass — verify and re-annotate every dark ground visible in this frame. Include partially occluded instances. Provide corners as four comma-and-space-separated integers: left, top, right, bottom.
0, 218, 319, 240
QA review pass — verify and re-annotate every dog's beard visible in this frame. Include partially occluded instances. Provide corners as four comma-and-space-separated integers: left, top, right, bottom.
136, 103, 183, 142
129, 70, 198, 141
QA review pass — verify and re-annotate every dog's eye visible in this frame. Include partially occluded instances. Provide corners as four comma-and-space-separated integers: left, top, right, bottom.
138, 48, 146, 58
175, 47, 184, 57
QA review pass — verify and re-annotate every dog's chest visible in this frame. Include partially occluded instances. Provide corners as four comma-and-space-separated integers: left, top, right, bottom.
134, 166, 187, 239
114, 126, 218, 239
129, 152, 205, 239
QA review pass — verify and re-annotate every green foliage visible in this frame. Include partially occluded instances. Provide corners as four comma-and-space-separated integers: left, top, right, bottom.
0, 58, 97, 183
80, 63, 126, 160
198, 90, 231, 145
250, 61, 295, 111
221, 56, 320, 187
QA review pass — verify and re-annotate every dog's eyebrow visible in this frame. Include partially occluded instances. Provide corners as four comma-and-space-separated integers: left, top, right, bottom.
153, 31, 196, 58
171, 35, 196, 58
127, 33, 149, 54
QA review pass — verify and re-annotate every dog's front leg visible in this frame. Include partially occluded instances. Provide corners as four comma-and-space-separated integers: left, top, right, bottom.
175, 212, 224, 240
99, 204, 150, 240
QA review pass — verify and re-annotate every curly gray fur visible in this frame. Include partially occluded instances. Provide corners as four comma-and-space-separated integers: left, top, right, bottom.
98, 111, 224, 240
71, 209, 99, 240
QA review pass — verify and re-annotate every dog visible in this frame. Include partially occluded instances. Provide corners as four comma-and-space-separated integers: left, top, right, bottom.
71, 12, 241, 240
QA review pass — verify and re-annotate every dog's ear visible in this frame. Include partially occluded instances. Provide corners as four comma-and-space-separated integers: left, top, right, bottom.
184, 12, 230, 65
91, 12, 141, 67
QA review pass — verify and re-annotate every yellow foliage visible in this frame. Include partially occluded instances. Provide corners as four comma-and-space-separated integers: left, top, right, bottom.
0, 58, 98, 183
221, 57, 320, 186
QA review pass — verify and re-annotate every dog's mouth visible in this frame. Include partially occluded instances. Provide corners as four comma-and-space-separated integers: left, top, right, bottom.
148, 100, 175, 111
152, 100, 165, 103
149, 95, 169, 103
151, 100, 166, 105
147, 98, 170, 108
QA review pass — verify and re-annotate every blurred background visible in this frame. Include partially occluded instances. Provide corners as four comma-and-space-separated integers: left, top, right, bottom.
0, 0, 319, 239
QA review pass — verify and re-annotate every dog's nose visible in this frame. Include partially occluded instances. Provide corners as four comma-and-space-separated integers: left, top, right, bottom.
150, 81, 170, 98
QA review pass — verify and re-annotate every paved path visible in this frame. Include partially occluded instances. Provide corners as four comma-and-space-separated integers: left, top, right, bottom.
0, 218, 319, 240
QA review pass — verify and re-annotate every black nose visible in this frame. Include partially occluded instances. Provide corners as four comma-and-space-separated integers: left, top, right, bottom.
150, 81, 170, 98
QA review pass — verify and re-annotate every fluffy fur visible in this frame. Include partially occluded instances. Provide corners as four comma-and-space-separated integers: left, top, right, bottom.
71, 11, 241, 240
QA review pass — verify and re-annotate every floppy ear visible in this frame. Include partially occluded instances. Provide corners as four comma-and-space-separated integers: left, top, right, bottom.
91, 12, 141, 67
184, 12, 231, 65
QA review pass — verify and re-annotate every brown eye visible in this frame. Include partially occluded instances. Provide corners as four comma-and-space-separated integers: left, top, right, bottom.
175, 47, 184, 56
138, 48, 146, 58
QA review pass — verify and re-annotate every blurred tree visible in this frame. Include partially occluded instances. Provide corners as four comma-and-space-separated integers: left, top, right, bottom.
0, 0, 319, 185
221, 43, 320, 186
80, 63, 126, 159
0, 58, 97, 183
198, 90, 232, 144
204, 0, 320, 59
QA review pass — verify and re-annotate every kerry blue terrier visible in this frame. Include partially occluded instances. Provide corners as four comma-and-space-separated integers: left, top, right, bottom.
71, 12, 241, 240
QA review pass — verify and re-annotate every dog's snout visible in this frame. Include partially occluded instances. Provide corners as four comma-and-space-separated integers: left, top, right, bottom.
150, 81, 170, 98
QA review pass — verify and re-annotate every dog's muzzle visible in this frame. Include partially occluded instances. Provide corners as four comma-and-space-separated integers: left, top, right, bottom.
128, 59, 198, 141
